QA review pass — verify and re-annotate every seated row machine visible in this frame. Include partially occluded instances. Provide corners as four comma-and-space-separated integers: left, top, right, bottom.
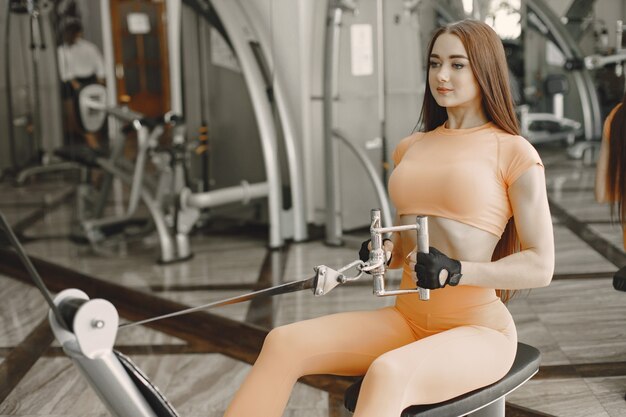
0, 210, 541, 416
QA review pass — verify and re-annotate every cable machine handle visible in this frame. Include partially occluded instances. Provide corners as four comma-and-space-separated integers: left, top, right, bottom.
369, 209, 429, 300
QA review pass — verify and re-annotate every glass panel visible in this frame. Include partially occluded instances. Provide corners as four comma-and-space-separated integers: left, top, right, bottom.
125, 65, 140, 96
122, 35, 138, 64
146, 66, 161, 94
144, 34, 160, 62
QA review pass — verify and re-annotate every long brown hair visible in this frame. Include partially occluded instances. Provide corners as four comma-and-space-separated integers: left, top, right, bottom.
418, 19, 521, 302
608, 95, 626, 228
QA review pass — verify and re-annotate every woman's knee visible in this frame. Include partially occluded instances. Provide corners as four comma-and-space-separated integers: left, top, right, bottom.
260, 323, 309, 362
365, 353, 408, 385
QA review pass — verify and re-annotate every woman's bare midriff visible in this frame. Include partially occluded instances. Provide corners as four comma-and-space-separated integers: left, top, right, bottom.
398, 214, 500, 263
394, 214, 503, 313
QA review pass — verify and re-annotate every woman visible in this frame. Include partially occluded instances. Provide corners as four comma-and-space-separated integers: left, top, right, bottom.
57, 20, 105, 149
595, 95, 626, 251
224, 19, 554, 417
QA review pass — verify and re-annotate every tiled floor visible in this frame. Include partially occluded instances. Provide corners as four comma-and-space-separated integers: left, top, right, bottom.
0, 143, 625, 417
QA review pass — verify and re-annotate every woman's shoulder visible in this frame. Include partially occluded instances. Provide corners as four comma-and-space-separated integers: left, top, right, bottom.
490, 129, 543, 183
392, 132, 426, 165
487, 125, 534, 151
398, 131, 427, 146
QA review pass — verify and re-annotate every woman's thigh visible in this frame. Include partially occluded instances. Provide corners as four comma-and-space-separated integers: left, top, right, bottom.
261, 306, 416, 377
355, 322, 517, 412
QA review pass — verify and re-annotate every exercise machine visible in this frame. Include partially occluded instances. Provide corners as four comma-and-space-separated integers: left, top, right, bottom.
2, 0, 69, 182
57, 85, 191, 263
518, 73, 583, 145
1, 209, 429, 414
323, 0, 418, 245
0, 207, 540, 417
70, 82, 293, 262
168, 0, 308, 248
567, 19, 626, 163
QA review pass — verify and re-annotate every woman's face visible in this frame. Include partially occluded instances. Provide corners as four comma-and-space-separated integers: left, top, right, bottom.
64, 30, 82, 46
428, 33, 482, 111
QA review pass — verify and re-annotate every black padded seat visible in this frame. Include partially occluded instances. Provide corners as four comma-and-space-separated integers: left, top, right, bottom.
614, 266, 626, 292
115, 350, 179, 417
54, 144, 107, 168
344, 342, 540, 417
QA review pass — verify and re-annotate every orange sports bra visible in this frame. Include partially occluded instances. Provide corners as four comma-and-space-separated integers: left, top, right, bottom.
388, 122, 543, 237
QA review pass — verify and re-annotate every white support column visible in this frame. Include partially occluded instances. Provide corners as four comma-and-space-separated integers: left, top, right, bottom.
99, 0, 118, 136
235, 0, 308, 242
210, 0, 284, 248
165, 0, 183, 114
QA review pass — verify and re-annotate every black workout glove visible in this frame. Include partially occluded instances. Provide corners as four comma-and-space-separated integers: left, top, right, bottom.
359, 239, 393, 268
414, 246, 462, 289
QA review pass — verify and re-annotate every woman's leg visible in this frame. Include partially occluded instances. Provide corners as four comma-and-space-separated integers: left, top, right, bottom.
223, 307, 415, 417
353, 322, 517, 417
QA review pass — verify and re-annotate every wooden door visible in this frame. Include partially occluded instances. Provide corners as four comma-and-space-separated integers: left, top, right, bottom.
110, 0, 170, 117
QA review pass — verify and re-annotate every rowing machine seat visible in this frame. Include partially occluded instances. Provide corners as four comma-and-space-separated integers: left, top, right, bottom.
344, 342, 540, 417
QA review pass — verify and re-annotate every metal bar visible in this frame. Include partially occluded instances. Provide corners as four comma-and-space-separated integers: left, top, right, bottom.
118, 276, 315, 329
125, 127, 151, 215
370, 209, 386, 295
374, 224, 416, 234
376, 0, 388, 185
416, 215, 429, 301
0, 250, 356, 394
234, 0, 308, 242
584, 51, 626, 69
334, 130, 393, 228
5, 2, 18, 170
105, 106, 144, 124
166, 0, 183, 114
81, 126, 153, 231
94, 158, 176, 263
29, 8, 41, 157
0, 211, 69, 329
99, 0, 120, 139
186, 181, 269, 209
323, 5, 344, 246
68, 351, 158, 417
210, 0, 284, 248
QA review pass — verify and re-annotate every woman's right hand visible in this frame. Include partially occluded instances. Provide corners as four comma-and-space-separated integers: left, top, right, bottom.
358, 239, 394, 265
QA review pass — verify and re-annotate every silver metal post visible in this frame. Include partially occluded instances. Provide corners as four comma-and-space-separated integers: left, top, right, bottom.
99, 0, 120, 140
617, 20, 624, 77
370, 209, 386, 295
416, 216, 429, 301
210, 0, 284, 248
376, 0, 388, 185
323, 4, 344, 246
166, 0, 183, 114
333, 130, 393, 228
233, 0, 308, 242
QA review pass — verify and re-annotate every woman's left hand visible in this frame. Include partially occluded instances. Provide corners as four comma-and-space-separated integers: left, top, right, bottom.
407, 246, 463, 289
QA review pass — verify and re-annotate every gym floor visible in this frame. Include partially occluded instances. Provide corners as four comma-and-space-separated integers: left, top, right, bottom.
0, 143, 625, 417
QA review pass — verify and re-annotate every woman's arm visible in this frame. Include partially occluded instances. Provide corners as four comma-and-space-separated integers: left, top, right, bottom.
459, 165, 555, 289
